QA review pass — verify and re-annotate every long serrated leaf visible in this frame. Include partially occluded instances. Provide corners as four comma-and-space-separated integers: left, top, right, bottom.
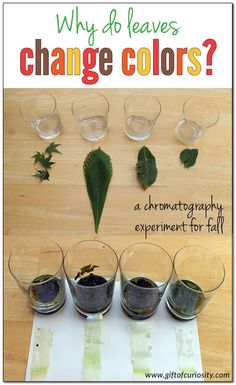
180, 149, 198, 168
83, 148, 112, 233
136, 146, 157, 190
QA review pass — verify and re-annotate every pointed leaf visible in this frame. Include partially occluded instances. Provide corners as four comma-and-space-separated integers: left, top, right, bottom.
33, 169, 50, 182
38, 154, 55, 169
45, 142, 62, 156
180, 149, 198, 168
32, 152, 55, 169
136, 146, 157, 190
83, 148, 113, 233
32, 151, 43, 165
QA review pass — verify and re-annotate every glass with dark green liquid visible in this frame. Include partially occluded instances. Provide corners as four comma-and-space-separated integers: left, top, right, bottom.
28, 274, 66, 314
121, 274, 161, 319
64, 240, 118, 316
119, 242, 173, 320
165, 246, 225, 321
8, 238, 66, 314
166, 279, 204, 320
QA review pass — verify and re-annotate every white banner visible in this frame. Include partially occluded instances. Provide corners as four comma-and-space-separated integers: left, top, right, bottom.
3, 3, 232, 88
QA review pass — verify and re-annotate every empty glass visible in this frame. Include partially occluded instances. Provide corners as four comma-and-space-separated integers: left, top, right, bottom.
8, 238, 66, 314
119, 242, 173, 319
124, 93, 161, 140
72, 93, 109, 141
166, 245, 225, 321
20, 92, 63, 139
175, 96, 220, 144
63, 240, 118, 316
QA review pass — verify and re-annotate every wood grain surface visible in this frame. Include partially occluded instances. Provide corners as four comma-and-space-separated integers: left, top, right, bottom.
4, 88, 232, 381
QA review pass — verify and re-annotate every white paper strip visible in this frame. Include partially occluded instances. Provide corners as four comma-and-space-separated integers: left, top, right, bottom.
30, 327, 54, 381
130, 321, 153, 380
176, 327, 196, 374
83, 315, 103, 381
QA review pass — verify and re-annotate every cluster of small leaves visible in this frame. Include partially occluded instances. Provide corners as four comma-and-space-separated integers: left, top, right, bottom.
75, 264, 99, 281
32, 142, 61, 181
180, 148, 198, 168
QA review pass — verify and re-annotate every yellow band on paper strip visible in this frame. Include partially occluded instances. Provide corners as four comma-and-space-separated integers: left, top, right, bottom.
30, 327, 54, 381
83, 315, 103, 381
130, 321, 153, 380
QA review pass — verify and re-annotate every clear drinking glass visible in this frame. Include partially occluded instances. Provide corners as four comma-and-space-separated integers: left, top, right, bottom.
72, 93, 109, 141
20, 92, 63, 139
63, 240, 118, 316
124, 93, 161, 140
8, 238, 66, 314
166, 245, 225, 321
119, 242, 173, 319
175, 96, 220, 144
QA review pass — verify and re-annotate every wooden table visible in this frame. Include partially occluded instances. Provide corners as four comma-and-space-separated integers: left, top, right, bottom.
4, 88, 232, 381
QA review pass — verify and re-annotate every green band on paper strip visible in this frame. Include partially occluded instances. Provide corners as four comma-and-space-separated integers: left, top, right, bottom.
30, 327, 54, 380
130, 321, 153, 380
83, 315, 103, 381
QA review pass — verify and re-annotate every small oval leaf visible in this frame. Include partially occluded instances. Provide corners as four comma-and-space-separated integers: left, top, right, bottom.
180, 149, 198, 168
136, 146, 158, 190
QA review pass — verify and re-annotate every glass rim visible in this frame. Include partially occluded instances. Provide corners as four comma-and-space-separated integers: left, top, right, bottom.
183, 96, 220, 129
71, 92, 110, 118
63, 239, 119, 288
19, 91, 57, 122
8, 238, 64, 286
119, 241, 173, 289
123, 92, 162, 118
173, 244, 225, 294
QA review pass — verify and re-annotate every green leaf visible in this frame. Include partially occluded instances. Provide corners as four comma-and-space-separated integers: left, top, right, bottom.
136, 146, 157, 190
31, 143, 61, 183
32, 151, 43, 165
38, 154, 55, 169
83, 148, 113, 233
180, 149, 198, 168
32, 152, 55, 169
45, 142, 62, 156
33, 169, 50, 182
75, 264, 99, 280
